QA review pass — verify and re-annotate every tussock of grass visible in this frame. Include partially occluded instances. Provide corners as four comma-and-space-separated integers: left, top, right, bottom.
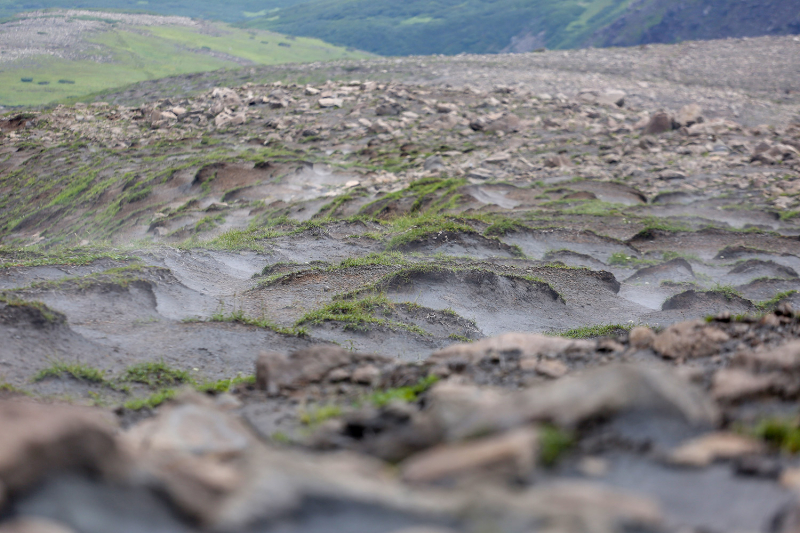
202, 227, 284, 251
751, 418, 800, 453
539, 425, 574, 466
0, 246, 136, 269
387, 216, 473, 250
710, 284, 744, 300
209, 309, 308, 336
121, 361, 193, 388
365, 375, 439, 407
297, 294, 427, 335
196, 375, 256, 393
756, 290, 798, 311
332, 251, 408, 270
299, 404, 342, 426
553, 323, 634, 339
123, 388, 177, 410
484, 219, 527, 236
0, 294, 64, 323
33, 362, 107, 383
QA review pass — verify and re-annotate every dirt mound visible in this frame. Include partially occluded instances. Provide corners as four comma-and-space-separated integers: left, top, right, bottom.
661, 289, 755, 314
504, 228, 638, 263
626, 258, 695, 284
393, 230, 521, 259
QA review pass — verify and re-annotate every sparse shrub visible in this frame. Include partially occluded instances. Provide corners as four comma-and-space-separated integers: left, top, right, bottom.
20, 78, 33, 83
58, 79, 76, 84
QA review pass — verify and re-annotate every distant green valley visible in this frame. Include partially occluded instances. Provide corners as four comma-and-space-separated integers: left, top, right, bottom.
0, 10, 365, 106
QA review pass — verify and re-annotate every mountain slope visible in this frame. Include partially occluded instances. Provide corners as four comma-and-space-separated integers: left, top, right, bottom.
0, 0, 301, 22
245, 0, 633, 56
247, 0, 800, 56
0, 10, 365, 107
584, 0, 800, 48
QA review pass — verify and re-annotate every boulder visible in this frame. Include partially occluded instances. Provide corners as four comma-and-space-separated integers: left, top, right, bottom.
643, 112, 676, 135
256, 346, 389, 394
469, 112, 520, 133
401, 427, 538, 483
676, 104, 703, 127
430, 333, 594, 367
578, 89, 626, 107
318, 97, 343, 108
210, 87, 242, 108
0, 401, 125, 495
428, 364, 717, 441
652, 320, 730, 359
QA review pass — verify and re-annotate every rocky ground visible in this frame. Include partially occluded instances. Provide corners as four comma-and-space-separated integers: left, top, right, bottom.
0, 35, 799, 532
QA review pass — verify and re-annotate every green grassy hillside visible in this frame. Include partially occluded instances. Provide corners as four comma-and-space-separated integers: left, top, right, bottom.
0, 13, 365, 107
0, 0, 299, 22
245, 0, 633, 55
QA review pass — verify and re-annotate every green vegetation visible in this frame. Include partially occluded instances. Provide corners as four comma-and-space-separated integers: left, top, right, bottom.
710, 284, 744, 300
755, 290, 798, 311
0, 16, 364, 106
296, 294, 427, 335
539, 425, 574, 466
484, 219, 527, 237
0, 246, 136, 269
299, 404, 342, 426
752, 418, 800, 453
33, 361, 107, 383
332, 251, 408, 269
365, 374, 439, 407
123, 388, 177, 410
120, 360, 193, 388
196, 374, 256, 393
553, 323, 634, 339
0, 294, 64, 324
247, 0, 633, 55
207, 308, 308, 336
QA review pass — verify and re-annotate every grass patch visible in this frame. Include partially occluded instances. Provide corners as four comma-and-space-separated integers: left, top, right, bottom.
209, 309, 308, 336
0, 246, 136, 269
553, 323, 634, 339
756, 290, 798, 311
196, 374, 256, 393
365, 375, 439, 407
33, 361, 107, 383
483, 218, 527, 236
387, 216, 473, 250
123, 388, 176, 410
0, 294, 64, 324
299, 404, 343, 426
120, 361, 193, 388
751, 418, 800, 453
331, 251, 408, 270
296, 294, 427, 335
539, 425, 574, 466
710, 284, 744, 300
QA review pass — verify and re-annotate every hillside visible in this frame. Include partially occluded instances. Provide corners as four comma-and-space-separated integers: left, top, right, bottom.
586, 0, 800, 47
0, 10, 365, 107
247, 0, 800, 55
245, 0, 633, 55
0, 0, 301, 21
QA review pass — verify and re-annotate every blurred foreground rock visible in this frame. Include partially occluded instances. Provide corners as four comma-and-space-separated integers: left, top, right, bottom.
2, 309, 800, 532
